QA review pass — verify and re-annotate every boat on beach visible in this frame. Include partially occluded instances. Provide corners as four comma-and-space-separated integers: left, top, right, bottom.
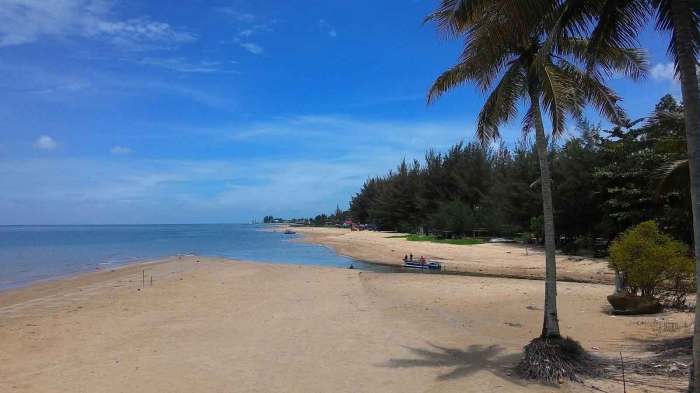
403, 261, 441, 270
284, 229, 296, 235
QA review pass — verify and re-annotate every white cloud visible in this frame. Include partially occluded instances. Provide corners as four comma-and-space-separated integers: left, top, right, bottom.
240, 42, 263, 55
0, 0, 195, 50
89, 17, 196, 50
136, 57, 235, 73
318, 19, 337, 38
110, 146, 132, 155
650, 62, 679, 84
226, 115, 474, 161
33, 135, 58, 150
0, 114, 481, 224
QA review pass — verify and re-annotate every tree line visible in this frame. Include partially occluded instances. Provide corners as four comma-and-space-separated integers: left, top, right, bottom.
348, 95, 690, 249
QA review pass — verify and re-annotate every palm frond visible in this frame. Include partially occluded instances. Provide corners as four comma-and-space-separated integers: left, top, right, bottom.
558, 60, 626, 125
521, 104, 536, 135
652, 0, 700, 66
535, 61, 576, 137
586, 0, 650, 68
646, 108, 685, 134
427, 61, 476, 105
476, 62, 527, 144
652, 159, 689, 198
425, 0, 492, 37
558, 38, 648, 79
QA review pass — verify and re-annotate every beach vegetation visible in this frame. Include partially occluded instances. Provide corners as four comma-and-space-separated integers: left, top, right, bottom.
609, 220, 694, 304
348, 94, 691, 251
403, 234, 483, 245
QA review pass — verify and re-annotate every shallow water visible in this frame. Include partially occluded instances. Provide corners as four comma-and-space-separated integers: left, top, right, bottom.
0, 224, 389, 290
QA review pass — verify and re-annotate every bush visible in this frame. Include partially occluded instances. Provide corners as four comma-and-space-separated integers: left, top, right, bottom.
609, 221, 694, 302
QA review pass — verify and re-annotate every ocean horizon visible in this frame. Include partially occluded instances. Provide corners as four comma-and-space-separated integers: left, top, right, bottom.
0, 224, 377, 291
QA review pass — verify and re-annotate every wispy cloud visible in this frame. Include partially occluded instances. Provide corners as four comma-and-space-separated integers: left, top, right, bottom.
0, 62, 233, 109
215, 6, 276, 55
136, 57, 236, 73
89, 17, 196, 50
33, 135, 58, 150
228, 114, 471, 153
239, 42, 264, 55
216, 7, 256, 22
110, 146, 132, 155
1, 114, 478, 224
0, 0, 195, 50
318, 19, 337, 38
0, 155, 386, 224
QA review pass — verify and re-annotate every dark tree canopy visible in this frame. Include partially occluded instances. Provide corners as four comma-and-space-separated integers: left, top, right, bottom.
343, 95, 690, 250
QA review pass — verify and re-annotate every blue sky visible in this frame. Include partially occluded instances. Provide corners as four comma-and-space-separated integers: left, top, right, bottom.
0, 0, 683, 224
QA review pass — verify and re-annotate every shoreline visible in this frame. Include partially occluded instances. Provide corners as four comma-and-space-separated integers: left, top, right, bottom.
0, 256, 185, 308
0, 254, 178, 294
279, 225, 615, 284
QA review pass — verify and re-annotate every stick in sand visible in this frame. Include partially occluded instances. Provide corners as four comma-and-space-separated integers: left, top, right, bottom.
619, 352, 626, 393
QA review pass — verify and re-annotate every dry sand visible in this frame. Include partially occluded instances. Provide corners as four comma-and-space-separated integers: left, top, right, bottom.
287, 226, 615, 284
0, 255, 691, 392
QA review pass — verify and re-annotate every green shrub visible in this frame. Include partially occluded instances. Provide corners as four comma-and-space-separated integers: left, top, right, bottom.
405, 234, 482, 245
515, 232, 534, 244
609, 221, 694, 302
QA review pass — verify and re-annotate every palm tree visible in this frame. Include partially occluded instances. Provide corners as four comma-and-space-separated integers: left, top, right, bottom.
426, 0, 645, 380
542, 1, 699, 388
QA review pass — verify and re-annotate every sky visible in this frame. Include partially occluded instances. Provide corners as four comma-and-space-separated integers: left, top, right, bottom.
0, 0, 684, 225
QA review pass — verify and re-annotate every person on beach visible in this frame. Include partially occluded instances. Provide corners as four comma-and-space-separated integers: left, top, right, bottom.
403, 255, 408, 263
409, 253, 413, 262
419, 256, 426, 265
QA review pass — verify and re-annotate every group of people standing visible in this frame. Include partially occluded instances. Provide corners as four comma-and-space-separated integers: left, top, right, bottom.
403, 254, 426, 264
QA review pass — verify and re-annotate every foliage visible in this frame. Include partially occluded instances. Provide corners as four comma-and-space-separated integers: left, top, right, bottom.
404, 234, 483, 245
594, 95, 690, 243
609, 221, 694, 299
346, 95, 690, 252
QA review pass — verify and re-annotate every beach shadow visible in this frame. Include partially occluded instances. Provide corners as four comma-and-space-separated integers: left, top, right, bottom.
383, 342, 524, 383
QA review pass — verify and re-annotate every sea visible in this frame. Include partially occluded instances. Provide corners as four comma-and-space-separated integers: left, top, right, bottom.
0, 224, 385, 291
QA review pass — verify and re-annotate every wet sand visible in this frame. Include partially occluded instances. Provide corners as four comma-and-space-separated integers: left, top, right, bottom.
286, 226, 615, 284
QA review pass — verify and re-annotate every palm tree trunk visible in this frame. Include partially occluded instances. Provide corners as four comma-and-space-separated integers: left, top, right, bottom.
670, 2, 700, 392
529, 91, 561, 339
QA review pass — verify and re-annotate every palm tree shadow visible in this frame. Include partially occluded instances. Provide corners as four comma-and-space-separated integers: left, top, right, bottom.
383, 342, 524, 384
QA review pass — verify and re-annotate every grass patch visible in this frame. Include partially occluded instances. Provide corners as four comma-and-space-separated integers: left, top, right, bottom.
404, 234, 483, 245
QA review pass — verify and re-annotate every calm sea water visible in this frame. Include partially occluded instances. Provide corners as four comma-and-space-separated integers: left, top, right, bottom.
0, 224, 384, 290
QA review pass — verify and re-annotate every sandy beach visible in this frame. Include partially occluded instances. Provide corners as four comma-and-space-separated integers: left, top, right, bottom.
0, 255, 691, 392
287, 226, 615, 284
